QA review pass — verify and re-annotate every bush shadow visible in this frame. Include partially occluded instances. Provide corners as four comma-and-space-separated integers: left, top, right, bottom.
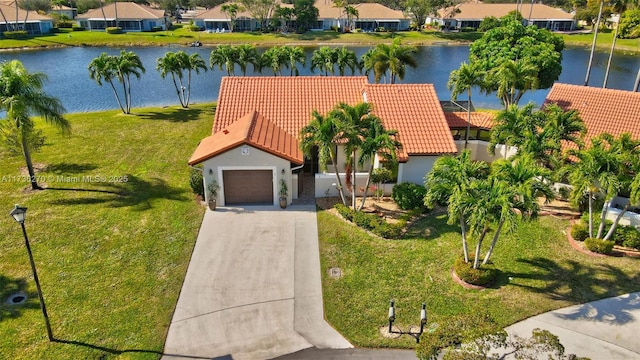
46, 174, 188, 211
505, 257, 640, 308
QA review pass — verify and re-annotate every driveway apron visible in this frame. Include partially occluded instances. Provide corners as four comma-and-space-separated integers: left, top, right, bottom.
163, 205, 351, 360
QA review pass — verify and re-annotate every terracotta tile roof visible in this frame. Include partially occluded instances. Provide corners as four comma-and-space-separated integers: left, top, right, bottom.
445, 112, 495, 130
0, 3, 53, 21
194, 2, 290, 20
78, 2, 165, 20
314, 0, 406, 20
214, 76, 368, 136
439, 2, 574, 20
364, 84, 458, 161
189, 110, 303, 165
544, 83, 640, 144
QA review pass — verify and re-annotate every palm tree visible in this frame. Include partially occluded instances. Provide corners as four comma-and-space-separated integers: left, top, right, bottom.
157, 51, 207, 108
536, 103, 586, 169
310, 46, 336, 76
210, 45, 237, 76
425, 150, 489, 263
361, 39, 417, 84
585, 0, 605, 86
89, 52, 125, 113
300, 110, 349, 205
603, 0, 637, 87
344, 5, 358, 31
334, 47, 359, 76
489, 103, 537, 158
490, 59, 539, 108
221, 3, 242, 32
0, 60, 69, 190
448, 62, 486, 149
261, 46, 289, 76
112, 50, 145, 114
281, 46, 306, 76
235, 44, 260, 75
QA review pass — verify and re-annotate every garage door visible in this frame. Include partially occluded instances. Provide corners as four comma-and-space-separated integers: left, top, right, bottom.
223, 170, 274, 205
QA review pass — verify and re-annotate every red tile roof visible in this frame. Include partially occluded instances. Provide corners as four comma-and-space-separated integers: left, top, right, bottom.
214, 76, 368, 136
364, 84, 458, 160
189, 110, 303, 165
445, 112, 495, 130
544, 83, 640, 143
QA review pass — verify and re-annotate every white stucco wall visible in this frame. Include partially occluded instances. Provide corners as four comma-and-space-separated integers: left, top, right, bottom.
454, 141, 517, 163
201, 145, 292, 206
398, 156, 439, 185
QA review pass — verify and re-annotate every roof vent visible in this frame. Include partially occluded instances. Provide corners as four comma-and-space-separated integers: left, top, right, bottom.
223, 129, 229, 134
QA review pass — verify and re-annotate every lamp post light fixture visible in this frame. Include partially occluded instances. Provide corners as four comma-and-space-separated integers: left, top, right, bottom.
9, 205, 54, 341
387, 300, 427, 343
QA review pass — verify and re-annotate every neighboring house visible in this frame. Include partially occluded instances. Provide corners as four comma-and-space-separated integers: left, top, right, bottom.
76, 2, 170, 31
191, 0, 409, 32
428, 2, 575, 31
545, 83, 640, 226
188, 76, 457, 207
0, 4, 54, 34
49, 4, 77, 20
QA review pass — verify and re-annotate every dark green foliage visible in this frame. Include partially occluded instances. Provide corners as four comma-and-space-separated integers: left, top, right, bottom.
293, 0, 319, 33
2, 31, 28, 39
478, 16, 500, 32
570, 223, 589, 241
333, 204, 404, 239
453, 257, 497, 286
618, 9, 640, 39
106, 27, 123, 34
392, 182, 427, 210
72, 26, 86, 31
584, 237, 615, 254
189, 167, 204, 198
614, 226, 640, 250
0, 122, 45, 156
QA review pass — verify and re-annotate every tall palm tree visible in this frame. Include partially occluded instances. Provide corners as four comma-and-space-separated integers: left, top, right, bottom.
112, 50, 145, 114
489, 103, 537, 158
361, 39, 417, 84
261, 46, 288, 76
603, 0, 637, 87
157, 51, 207, 108
490, 59, 539, 108
310, 46, 336, 76
235, 44, 259, 75
334, 47, 359, 76
0, 60, 69, 190
221, 3, 242, 32
585, 0, 605, 86
536, 103, 586, 169
300, 110, 348, 205
344, 5, 358, 31
210, 45, 237, 76
448, 62, 486, 149
89, 52, 125, 113
425, 150, 489, 263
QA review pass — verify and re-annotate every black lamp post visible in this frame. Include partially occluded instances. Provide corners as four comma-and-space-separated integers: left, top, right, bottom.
10, 205, 54, 341
387, 300, 427, 343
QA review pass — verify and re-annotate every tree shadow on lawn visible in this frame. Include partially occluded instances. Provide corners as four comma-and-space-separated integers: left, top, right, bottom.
52, 338, 228, 359
45, 163, 98, 174
46, 174, 187, 211
0, 275, 41, 322
136, 107, 208, 122
505, 257, 640, 324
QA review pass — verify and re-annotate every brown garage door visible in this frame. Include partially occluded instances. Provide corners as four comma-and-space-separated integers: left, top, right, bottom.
223, 170, 274, 205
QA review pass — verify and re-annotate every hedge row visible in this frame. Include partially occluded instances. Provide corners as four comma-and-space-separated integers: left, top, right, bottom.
334, 203, 405, 239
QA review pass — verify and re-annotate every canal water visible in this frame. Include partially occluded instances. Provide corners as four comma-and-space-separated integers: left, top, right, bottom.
1, 44, 638, 113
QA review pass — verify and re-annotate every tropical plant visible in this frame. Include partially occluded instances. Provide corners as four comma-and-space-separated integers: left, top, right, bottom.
293, 0, 319, 32
361, 39, 418, 84
261, 46, 289, 75
210, 45, 238, 76
235, 44, 260, 75
88, 50, 145, 114
300, 110, 349, 205
310, 46, 337, 76
281, 45, 306, 76
489, 59, 539, 108
221, 3, 242, 32
0, 60, 69, 190
334, 47, 359, 76
157, 51, 207, 108
447, 61, 486, 148
240, 0, 277, 31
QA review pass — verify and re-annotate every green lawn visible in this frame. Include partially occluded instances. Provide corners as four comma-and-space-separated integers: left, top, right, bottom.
319, 208, 640, 348
3, 27, 638, 53
0, 104, 214, 359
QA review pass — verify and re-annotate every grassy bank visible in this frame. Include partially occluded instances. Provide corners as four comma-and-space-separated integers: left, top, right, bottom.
3, 26, 637, 53
319, 209, 640, 348
0, 104, 214, 359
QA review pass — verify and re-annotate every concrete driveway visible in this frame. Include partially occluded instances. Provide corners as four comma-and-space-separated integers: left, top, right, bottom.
162, 205, 351, 360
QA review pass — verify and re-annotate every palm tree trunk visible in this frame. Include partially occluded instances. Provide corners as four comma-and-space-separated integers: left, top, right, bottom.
603, 17, 620, 88
22, 0, 30, 32
330, 152, 348, 206
634, 67, 640, 92
473, 228, 488, 269
185, 71, 192, 107
584, 0, 604, 86
124, 75, 131, 114
465, 88, 471, 149
588, 190, 594, 238
604, 204, 628, 240
107, 79, 126, 114
170, 73, 186, 107
461, 217, 469, 263
0, 8, 11, 32
21, 131, 42, 190
596, 200, 608, 238
357, 165, 375, 211
352, 149, 357, 210
114, 0, 118, 28
482, 219, 505, 265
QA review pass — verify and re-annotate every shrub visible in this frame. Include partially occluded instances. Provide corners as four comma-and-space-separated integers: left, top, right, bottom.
392, 182, 427, 210
584, 237, 615, 254
615, 226, 640, 250
106, 27, 122, 34
189, 167, 204, 198
151, 26, 163, 32
3, 31, 28, 39
570, 223, 589, 241
72, 26, 86, 31
453, 257, 497, 286
334, 203, 353, 221
333, 203, 404, 239
57, 22, 73, 28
